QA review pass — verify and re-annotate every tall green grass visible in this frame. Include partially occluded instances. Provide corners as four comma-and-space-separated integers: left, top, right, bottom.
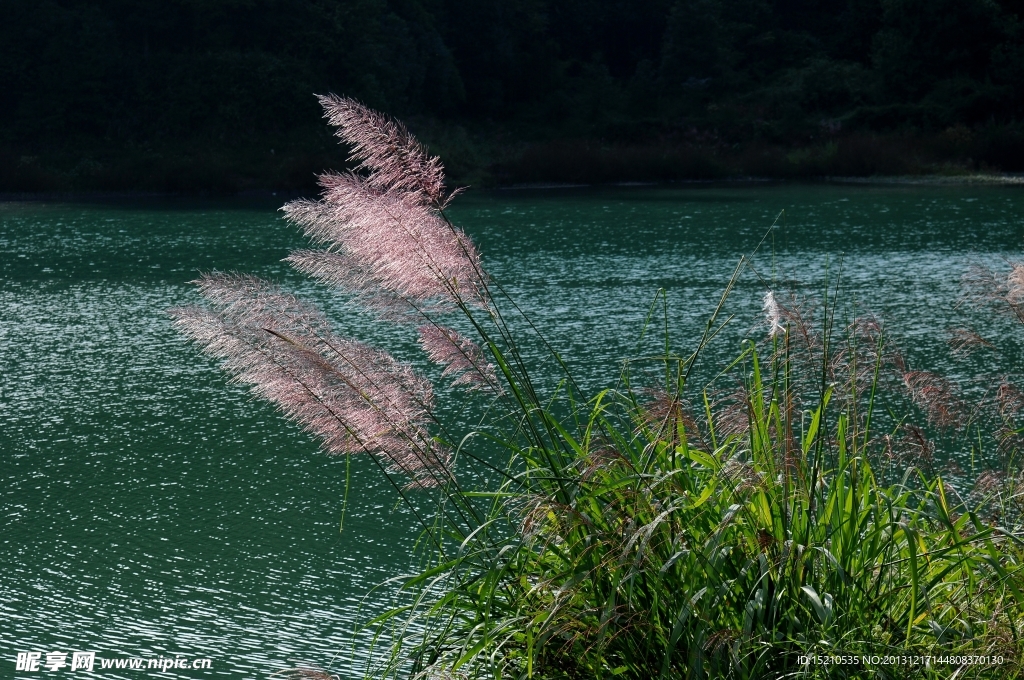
371, 271, 1024, 680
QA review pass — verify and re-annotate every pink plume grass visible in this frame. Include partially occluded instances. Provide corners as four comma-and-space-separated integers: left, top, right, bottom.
169, 273, 451, 488
284, 249, 421, 320
418, 325, 500, 392
317, 94, 450, 207
282, 96, 487, 317
174, 98, 498, 488
283, 172, 487, 314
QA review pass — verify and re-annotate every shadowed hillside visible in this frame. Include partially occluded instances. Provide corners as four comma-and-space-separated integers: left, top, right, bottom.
3, 0, 1023, 191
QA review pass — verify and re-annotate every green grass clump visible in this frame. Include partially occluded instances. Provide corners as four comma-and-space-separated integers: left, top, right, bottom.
383, 280, 1024, 680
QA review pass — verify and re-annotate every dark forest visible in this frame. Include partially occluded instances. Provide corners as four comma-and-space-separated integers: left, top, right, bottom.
4, 0, 1024, 191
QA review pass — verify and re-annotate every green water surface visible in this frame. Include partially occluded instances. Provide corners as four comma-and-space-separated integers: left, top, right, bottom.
3, 183, 1024, 678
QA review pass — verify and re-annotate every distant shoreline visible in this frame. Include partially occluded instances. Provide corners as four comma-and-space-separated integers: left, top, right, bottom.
826, 173, 1024, 186
7, 127, 1024, 196
4, 173, 1024, 203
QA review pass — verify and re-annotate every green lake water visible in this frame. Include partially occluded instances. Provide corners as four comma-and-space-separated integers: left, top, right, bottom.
3, 183, 1024, 678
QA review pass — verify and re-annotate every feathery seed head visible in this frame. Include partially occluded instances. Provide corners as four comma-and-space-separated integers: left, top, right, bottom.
902, 370, 967, 430
317, 94, 449, 206
997, 381, 1024, 420
948, 327, 994, 356
418, 325, 500, 393
961, 261, 1024, 322
713, 387, 752, 439
1007, 263, 1024, 303
170, 273, 451, 487
975, 470, 1005, 496
638, 388, 704, 448
898, 423, 935, 467
762, 291, 785, 338
282, 168, 488, 315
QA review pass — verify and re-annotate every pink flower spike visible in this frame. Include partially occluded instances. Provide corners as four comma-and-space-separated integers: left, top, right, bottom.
169, 273, 453, 488
282, 173, 488, 314
418, 325, 500, 393
317, 94, 449, 206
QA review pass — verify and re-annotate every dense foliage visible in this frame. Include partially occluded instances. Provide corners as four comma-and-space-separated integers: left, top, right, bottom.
5, 0, 1024, 190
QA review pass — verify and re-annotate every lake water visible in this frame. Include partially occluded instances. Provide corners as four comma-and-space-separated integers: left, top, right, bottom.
4, 183, 1024, 678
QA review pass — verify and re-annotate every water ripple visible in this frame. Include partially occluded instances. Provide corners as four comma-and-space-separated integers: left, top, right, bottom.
4, 185, 1024, 677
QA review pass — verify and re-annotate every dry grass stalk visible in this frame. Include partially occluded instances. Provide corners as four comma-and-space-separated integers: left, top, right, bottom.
948, 327, 995, 356
638, 388, 706, 450
902, 370, 969, 430
961, 261, 1024, 323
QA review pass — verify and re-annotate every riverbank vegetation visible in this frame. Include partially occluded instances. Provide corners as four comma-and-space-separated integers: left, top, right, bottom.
174, 99, 1024, 678
6, 0, 1024, 192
